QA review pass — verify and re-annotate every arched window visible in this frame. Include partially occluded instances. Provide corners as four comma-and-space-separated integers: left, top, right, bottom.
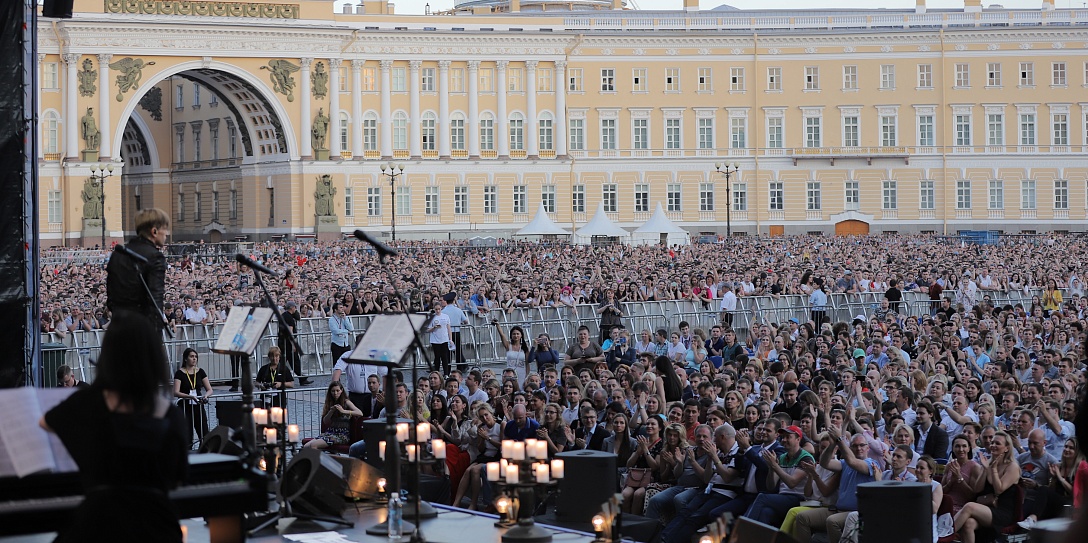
450, 112, 466, 151
538, 112, 554, 152
392, 111, 408, 151
421, 112, 436, 151
43, 111, 59, 154
339, 112, 350, 151
363, 112, 378, 151
479, 112, 495, 151
509, 112, 525, 151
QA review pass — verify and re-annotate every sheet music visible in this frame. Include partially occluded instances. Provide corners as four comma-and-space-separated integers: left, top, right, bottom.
0, 387, 75, 478
348, 313, 430, 365
214, 307, 274, 354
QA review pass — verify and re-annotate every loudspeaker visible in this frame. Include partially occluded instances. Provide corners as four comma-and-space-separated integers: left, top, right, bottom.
198, 425, 244, 456
42, 0, 74, 18
215, 400, 245, 430
330, 455, 383, 499
361, 417, 413, 469
554, 449, 617, 522
728, 517, 799, 543
279, 448, 348, 518
857, 481, 931, 543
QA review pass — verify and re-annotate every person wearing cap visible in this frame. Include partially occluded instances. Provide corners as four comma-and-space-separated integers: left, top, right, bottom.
835, 270, 859, 294
441, 292, 469, 371
851, 348, 866, 368
743, 424, 816, 527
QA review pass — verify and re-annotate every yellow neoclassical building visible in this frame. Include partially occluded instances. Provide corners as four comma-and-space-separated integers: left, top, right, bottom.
34, 0, 1088, 244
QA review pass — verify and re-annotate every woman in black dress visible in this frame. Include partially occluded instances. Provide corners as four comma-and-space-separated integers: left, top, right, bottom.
40, 312, 188, 543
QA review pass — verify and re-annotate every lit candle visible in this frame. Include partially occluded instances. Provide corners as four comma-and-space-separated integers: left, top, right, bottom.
512, 442, 526, 461
396, 423, 409, 442
501, 440, 513, 459
500, 458, 508, 474
525, 438, 539, 458
377, 478, 387, 493
287, 424, 300, 443
432, 439, 446, 459
505, 464, 518, 484
592, 514, 605, 538
181, 524, 188, 543
253, 408, 267, 425
417, 422, 431, 442
379, 441, 387, 460
270, 407, 284, 424
534, 441, 548, 460
487, 462, 501, 482
550, 459, 564, 479
535, 463, 550, 483
264, 427, 277, 443
495, 495, 510, 515
406, 444, 418, 462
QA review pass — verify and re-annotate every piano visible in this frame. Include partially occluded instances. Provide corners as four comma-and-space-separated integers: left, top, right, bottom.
0, 452, 267, 542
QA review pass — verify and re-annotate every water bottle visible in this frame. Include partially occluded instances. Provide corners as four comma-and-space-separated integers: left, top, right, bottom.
231, 314, 254, 351
387, 493, 403, 539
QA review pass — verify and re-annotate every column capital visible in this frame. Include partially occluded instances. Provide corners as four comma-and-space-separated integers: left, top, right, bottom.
438, 60, 451, 71
496, 60, 509, 71
62, 53, 80, 65
525, 60, 538, 71
329, 58, 343, 68
555, 60, 567, 71
96, 53, 112, 63
379, 59, 393, 71
467, 60, 480, 72
351, 59, 366, 71
409, 60, 422, 71
300, 57, 314, 69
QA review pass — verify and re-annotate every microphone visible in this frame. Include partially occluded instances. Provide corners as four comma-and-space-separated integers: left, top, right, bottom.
353, 229, 398, 258
234, 253, 279, 276
114, 244, 148, 265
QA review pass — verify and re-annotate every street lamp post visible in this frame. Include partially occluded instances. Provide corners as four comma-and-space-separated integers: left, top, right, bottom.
89, 163, 114, 248
714, 162, 740, 240
380, 162, 404, 241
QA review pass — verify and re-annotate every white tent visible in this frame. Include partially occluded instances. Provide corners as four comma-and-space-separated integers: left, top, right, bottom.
632, 202, 691, 246
574, 201, 629, 244
514, 203, 571, 237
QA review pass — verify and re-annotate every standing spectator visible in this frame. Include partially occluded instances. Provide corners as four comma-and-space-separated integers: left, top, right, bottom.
328, 302, 354, 363
172, 348, 213, 448
597, 288, 624, 345
442, 292, 469, 371
278, 301, 311, 386
427, 296, 455, 376
809, 278, 828, 326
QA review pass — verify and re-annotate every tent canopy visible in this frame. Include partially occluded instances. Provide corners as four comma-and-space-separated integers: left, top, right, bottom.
514, 202, 571, 236
575, 201, 629, 238
634, 202, 687, 234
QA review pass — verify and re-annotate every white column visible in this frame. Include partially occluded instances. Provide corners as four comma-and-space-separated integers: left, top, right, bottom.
526, 60, 538, 157
329, 58, 342, 157
63, 54, 79, 159
496, 60, 509, 157
438, 60, 450, 158
97, 54, 112, 159
351, 60, 364, 158
300, 57, 313, 158
409, 60, 421, 158
555, 60, 567, 157
380, 60, 393, 158
37, 54, 45, 159
467, 61, 480, 158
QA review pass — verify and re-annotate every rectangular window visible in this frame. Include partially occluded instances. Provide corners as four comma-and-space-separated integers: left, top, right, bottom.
421, 116, 436, 151
539, 117, 553, 151
451, 117, 465, 150
805, 116, 821, 148
602, 184, 618, 213
955, 114, 972, 146
918, 115, 935, 146
568, 68, 583, 92
843, 116, 859, 147
1053, 113, 1069, 145
769, 182, 784, 210
1052, 62, 1067, 86
395, 186, 410, 216
665, 67, 680, 92
450, 68, 464, 93
542, 185, 556, 213
634, 183, 649, 212
989, 180, 1004, 209
537, 68, 553, 92
1055, 179, 1069, 209
569, 119, 584, 150
210, 126, 219, 160
601, 118, 617, 150
600, 68, 615, 92
175, 84, 184, 109
806, 181, 821, 211
917, 64, 932, 88
882, 180, 897, 210
479, 68, 493, 92
920, 180, 935, 210
454, 185, 469, 215
844, 65, 859, 90
665, 118, 681, 149
178, 193, 185, 222
881, 115, 897, 146
955, 63, 970, 87
666, 183, 681, 212
229, 189, 238, 220
767, 67, 782, 91
698, 67, 713, 91
633, 118, 648, 150
1020, 114, 1036, 145
393, 116, 407, 150
363, 117, 377, 151
699, 183, 715, 211
733, 183, 747, 211
513, 185, 527, 213
956, 180, 972, 209
421, 67, 435, 92
699, 118, 715, 150
880, 64, 894, 89
572, 184, 585, 213
730, 67, 745, 91
42, 62, 58, 89
1020, 62, 1034, 86
338, 66, 348, 92
343, 187, 352, 217
632, 68, 647, 93
362, 67, 376, 91
507, 68, 523, 92
845, 180, 860, 210
767, 117, 783, 148
477, 117, 494, 152
730, 117, 745, 149
194, 192, 202, 221
392, 67, 406, 92
987, 113, 1004, 145
484, 185, 497, 214
1021, 179, 1036, 209
987, 62, 1002, 86
424, 186, 439, 215
47, 190, 61, 223
367, 187, 382, 217
805, 66, 819, 90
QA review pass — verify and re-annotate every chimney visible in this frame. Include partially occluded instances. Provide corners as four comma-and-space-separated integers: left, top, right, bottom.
916, 0, 926, 14
964, 0, 981, 13
683, 0, 699, 12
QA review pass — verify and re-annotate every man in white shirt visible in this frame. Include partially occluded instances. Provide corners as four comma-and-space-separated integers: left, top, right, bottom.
183, 297, 208, 324
442, 292, 469, 371
464, 370, 489, 406
428, 296, 454, 375
719, 283, 737, 328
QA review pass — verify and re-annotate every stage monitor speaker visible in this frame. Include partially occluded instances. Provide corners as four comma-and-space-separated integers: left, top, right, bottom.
215, 400, 245, 430
857, 481, 931, 543
554, 449, 617, 523
728, 517, 799, 543
361, 417, 413, 469
198, 425, 244, 456
330, 455, 383, 499
42, 0, 74, 18
279, 448, 348, 518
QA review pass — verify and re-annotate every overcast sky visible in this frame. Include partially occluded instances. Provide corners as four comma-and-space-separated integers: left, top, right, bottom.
335, 0, 1075, 16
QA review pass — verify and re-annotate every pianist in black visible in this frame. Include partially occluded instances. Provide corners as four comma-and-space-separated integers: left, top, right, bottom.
39, 312, 189, 543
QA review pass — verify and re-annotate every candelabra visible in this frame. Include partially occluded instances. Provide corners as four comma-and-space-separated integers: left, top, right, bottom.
485, 438, 566, 543
366, 421, 448, 541
251, 406, 300, 477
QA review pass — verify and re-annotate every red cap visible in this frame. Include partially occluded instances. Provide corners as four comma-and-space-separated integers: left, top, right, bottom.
779, 425, 803, 438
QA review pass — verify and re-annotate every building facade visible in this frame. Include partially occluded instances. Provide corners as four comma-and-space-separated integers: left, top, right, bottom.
35, 0, 1088, 244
